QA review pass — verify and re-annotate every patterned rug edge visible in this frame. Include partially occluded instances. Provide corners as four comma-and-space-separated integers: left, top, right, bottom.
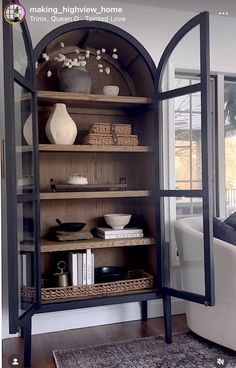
53, 331, 236, 368
53, 333, 182, 368
53, 330, 185, 356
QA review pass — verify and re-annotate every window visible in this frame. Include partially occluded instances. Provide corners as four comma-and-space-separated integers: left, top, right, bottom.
175, 77, 202, 191
174, 75, 215, 217
224, 79, 236, 216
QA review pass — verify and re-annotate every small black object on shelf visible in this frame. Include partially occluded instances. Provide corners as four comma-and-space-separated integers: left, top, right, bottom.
55, 218, 86, 232
95, 266, 127, 283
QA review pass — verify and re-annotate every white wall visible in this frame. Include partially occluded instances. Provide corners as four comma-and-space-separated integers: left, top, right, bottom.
1, 0, 236, 338
22, 0, 236, 73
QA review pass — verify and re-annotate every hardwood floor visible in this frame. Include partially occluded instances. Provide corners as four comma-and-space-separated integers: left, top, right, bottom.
2, 314, 189, 368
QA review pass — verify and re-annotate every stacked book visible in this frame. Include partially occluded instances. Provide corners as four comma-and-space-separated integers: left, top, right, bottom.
68, 249, 95, 286
53, 230, 93, 242
96, 227, 144, 239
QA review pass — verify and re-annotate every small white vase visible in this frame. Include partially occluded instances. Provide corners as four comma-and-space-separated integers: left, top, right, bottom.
45, 103, 77, 145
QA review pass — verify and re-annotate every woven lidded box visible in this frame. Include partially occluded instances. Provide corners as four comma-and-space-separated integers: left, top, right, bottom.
84, 133, 138, 146
89, 123, 132, 136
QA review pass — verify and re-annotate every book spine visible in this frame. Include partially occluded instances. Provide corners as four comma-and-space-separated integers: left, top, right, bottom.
98, 233, 144, 239
77, 253, 83, 285
69, 252, 78, 286
86, 249, 92, 285
73, 253, 78, 286
91, 253, 94, 284
82, 253, 87, 285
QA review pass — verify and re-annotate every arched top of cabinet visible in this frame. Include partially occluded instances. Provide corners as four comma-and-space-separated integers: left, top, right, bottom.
34, 21, 156, 98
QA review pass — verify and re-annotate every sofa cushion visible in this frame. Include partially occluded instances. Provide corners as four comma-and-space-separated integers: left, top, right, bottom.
224, 211, 236, 229
213, 217, 236, 245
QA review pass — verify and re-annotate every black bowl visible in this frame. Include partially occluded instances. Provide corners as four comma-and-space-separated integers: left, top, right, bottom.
56, 218, 86, 232
58, 222, 86, 232
95, 266, 127, 283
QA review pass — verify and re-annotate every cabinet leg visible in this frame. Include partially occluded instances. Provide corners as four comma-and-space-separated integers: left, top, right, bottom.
141, 300, 148, 321
23, 318, 32, 367
163, 294, 172, 343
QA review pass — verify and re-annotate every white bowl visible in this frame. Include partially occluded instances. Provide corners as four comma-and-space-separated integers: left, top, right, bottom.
103, 85, 119, 96
66, 175, 88, 185
104, 214, 132, 230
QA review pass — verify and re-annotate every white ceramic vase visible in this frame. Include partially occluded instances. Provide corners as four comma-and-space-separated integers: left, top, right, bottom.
45, 103, 77, 145
23, 114, 33, 145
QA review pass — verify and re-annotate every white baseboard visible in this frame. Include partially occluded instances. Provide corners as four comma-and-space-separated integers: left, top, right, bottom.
2, 298, 185, 338
2, 318, 19, 339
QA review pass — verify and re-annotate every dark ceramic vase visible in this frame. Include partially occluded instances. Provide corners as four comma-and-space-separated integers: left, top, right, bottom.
58, 66, 92, 93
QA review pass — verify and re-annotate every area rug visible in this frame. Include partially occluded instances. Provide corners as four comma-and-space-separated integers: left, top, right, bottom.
53, 332, 236, 368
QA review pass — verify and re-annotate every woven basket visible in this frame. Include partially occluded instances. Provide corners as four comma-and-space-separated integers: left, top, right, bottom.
89, 123, 132, 136
84, 133, 138, 146
21, 270, 154, 301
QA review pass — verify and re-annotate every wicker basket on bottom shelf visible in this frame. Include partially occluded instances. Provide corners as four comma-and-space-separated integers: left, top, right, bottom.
21, 270, 154, 301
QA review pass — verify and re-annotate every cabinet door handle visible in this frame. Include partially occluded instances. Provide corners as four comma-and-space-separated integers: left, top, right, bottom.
1, 140, 6, 179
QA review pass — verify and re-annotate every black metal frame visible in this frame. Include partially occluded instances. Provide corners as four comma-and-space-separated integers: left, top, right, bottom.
2, 0, 41, 337
36, 291, 161, 313
3, 4, 18, 333
155, 11, 215, 306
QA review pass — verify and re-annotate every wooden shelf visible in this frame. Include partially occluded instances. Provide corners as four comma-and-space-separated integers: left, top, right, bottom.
40, 190, 151, 200
37, 91, 153, 109
38, 144, 153, 153
21, 237, 155, 252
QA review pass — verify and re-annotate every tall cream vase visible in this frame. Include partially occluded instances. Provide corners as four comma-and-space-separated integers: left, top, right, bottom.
45, 103, 77, 144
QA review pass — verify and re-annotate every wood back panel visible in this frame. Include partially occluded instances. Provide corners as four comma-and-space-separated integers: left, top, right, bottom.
37, 26, 158, 284
40, 198, 154, 238
39, 152, 153, 191
36, 28, 153, 97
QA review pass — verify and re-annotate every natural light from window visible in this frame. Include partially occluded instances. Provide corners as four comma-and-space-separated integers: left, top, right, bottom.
174, 77, 203, 217
224, 79, 236, 215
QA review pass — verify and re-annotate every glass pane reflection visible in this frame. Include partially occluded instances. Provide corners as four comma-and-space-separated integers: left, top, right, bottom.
14, 83, 34, 194
224, 80, 236, 216
13, 25, 29, 78
163, 197, 205, 295
18, 202, 35, 315
161, 26, 200, 92
161, 94, 202, 190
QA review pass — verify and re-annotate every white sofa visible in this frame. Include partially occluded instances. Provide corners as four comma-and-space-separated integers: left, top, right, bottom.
174, 216, 236, 351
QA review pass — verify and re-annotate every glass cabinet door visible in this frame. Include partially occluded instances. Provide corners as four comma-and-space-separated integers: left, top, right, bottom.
3, 1, 40, 333
155, 12, 215, 306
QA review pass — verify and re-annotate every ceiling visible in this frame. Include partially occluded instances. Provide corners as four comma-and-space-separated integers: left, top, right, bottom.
114, 0, 236, 17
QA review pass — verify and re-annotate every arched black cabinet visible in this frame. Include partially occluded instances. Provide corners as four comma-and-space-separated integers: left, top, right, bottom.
2, 4, 214, 366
